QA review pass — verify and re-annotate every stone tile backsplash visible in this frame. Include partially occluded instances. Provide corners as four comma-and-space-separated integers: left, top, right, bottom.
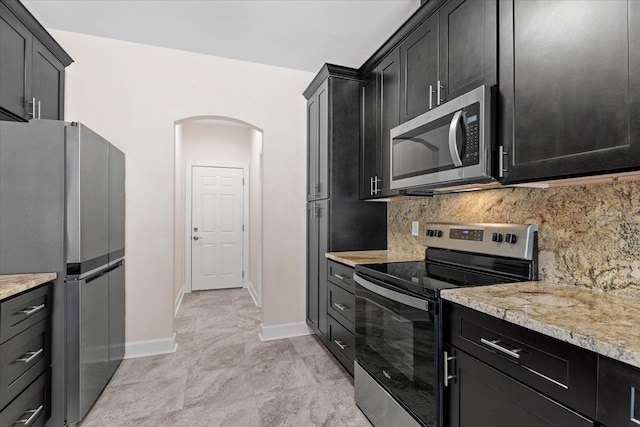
388, 181, 640, 298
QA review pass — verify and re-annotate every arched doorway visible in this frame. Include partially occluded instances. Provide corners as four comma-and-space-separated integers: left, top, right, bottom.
173, 116, 263, 312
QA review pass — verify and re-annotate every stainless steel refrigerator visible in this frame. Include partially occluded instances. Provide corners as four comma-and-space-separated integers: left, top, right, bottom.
0, 120, 125, 426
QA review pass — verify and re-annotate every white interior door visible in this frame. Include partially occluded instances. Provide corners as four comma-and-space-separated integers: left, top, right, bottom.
191, 166, 244, 290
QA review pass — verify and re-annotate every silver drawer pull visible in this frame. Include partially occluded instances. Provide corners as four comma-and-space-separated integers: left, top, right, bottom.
16, 405, 44, 426
19, 304, 45, 316
333, 303, 348, 311
333, 273, 347, 281
334, 340, 347, 350
480, 338, 521, 359
16, 348, 44, 364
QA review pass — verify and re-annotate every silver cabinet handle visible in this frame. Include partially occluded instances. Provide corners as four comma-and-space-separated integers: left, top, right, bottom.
19, 304, 45, 316
374, 176, 382, 194
499, 145, 508, 178
16, 348, 44, 364
37, 100, 41, 119
16, 405, 44, 426
334, 340, 347, 350
26, 97, 36, 118
444, 350, 456, 387
429, 85, 434, 109
333, 303, 347, 311
448, 110, 464, 167
193, 236, 200, 241
370, 176, 374, 196
480, 338, 521, 359
438, 80, 444, 105
333, 273, 347, 281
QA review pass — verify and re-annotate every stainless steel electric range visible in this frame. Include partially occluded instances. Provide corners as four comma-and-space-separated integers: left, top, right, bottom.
353, 222, 539, 427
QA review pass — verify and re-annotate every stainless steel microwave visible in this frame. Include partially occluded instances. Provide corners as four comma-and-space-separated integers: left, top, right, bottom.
390, 85, 494, 191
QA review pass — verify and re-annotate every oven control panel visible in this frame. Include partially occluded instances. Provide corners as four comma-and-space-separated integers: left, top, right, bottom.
423, 222, 538, 260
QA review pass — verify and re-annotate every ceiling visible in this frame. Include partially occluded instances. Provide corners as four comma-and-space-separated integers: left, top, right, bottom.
23, 0, 421, 73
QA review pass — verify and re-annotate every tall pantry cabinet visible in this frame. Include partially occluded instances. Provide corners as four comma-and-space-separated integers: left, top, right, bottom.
304, 65, 387, 341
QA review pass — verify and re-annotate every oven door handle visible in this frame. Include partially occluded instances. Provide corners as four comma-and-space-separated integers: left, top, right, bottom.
448, 110, 464, 167
354, 274, 431, 312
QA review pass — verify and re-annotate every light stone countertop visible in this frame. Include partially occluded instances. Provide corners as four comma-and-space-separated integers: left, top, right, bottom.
325, 250, 424, 268
441, 281, 640, 369
0, 273, 57, 301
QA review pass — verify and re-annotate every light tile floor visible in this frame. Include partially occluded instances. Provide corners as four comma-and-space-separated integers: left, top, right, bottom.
80, 288, 371, 426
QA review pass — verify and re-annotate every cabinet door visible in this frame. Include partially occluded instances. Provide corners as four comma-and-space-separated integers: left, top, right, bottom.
0, 3, 31, 121
306, 94, 318, 201
109, 144, 125, 259
445, 348, 596, 427
439, 0, 496, 101
31, 38, 64, 120
316, 199, 328, 337
306, 202, 319, 333
400, 13, 438, 122
597, 356, 640, 427
379, 49, 401, 197
316, 80, 329, 200
360, 73, 378, 199
500, 0, 637, 183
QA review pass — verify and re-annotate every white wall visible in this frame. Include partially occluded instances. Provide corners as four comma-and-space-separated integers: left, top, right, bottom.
55, 30, 312, 344
249, 128, 263, 305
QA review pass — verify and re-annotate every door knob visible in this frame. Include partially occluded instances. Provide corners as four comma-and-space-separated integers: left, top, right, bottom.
193, 236, 200, 241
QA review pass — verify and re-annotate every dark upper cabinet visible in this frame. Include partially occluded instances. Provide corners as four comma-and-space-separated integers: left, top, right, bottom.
499, 0, 640, 183
0, 0, 72, 122
400, 14, 438, 122
359, 73, 379, 199
360, 48, 401, 199
31, 38, 64, 121
439, 0, 496, 101
379, 49, 401, 198
0, 2, 31, 121
307, 79, 329, 201
304, 65, 387, 337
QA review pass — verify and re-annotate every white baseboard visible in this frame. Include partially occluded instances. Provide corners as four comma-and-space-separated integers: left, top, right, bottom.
124, 333, 177, 359
246, 281, 261, 307
174, 284, 186, 317
259, 322, 312, 341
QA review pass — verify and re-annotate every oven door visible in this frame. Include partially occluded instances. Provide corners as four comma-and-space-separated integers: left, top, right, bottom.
389, 85, 490, 190
354, 273, 439, 427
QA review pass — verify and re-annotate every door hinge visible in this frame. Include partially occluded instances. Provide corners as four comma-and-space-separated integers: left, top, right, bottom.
243, 178, 245, 185
242, 224, 245, 232
242, 271, 245, 278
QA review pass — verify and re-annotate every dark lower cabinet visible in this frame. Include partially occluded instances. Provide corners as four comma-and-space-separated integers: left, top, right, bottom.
306, 199, 328, 337
445, 348, 596, 427
324, 260, 355, 375
597, 356, 640, 427
499, 0, 640, 183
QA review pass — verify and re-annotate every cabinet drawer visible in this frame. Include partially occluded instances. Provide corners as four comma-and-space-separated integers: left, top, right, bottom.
327, 260, 355, 292
0, 320, 50, 409
327, 281, 355, 330
0, 284, 52, 344
444, 302, 597, 418
0, 369, 49, 427
327, 315, 355, 376
597, 356, 640, 427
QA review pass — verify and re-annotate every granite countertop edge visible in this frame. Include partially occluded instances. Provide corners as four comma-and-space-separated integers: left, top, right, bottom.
0, 273, 57, 301
325, 250, 424, 268
441, 285, 640, 369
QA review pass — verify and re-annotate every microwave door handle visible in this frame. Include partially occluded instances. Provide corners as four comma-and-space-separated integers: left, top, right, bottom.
448, 110, 464, 167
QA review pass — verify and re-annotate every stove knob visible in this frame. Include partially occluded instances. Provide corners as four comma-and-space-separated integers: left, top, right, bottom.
492, 232, 503, 242
505, 233, 517, 244
426, 229, 433, 237
435, 230, 443, 238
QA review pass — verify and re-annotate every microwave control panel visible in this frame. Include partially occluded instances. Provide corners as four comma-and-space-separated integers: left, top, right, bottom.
462, 102, 481, 166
